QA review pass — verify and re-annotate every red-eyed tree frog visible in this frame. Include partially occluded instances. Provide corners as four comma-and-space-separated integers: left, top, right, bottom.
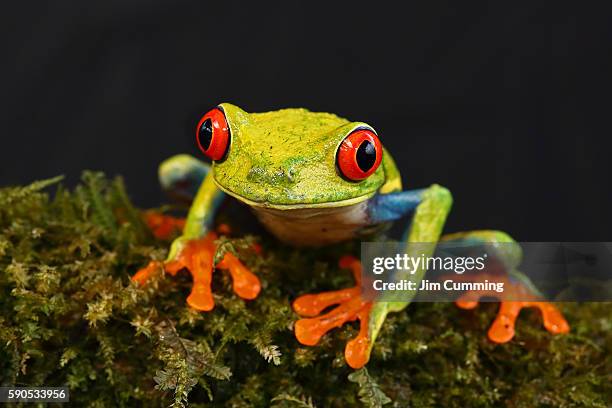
133, 103, 569, 369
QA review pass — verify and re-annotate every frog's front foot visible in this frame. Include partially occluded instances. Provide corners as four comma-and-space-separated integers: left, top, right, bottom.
455, 274, 570, 343
132, 230, 261, 311
293, 256, 373, 368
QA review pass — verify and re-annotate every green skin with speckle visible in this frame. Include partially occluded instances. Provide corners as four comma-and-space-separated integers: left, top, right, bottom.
160, 103, 532, 367
214, 103, 388, 206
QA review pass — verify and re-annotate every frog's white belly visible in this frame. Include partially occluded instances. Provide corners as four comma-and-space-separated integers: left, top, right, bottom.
250, 201, 371, 247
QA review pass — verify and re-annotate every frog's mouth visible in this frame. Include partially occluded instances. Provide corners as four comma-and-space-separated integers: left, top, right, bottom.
214, 181, 375, 210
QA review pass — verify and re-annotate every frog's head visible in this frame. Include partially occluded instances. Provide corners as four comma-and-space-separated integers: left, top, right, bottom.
195, 103, 386, 209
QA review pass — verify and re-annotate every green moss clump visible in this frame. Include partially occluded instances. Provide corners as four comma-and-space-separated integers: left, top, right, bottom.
0, 172, 610, 407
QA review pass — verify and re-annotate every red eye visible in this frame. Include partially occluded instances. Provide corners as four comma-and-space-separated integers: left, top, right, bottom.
196, 108, 230, 161
336, 129, 383, 180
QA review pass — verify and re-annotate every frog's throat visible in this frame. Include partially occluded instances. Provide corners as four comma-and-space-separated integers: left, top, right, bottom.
214, 180, 376, 210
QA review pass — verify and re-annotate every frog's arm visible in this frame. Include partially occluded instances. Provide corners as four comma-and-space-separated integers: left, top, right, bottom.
361, 185, 452, 360
183, 171, 225, 238
359, 151, 453, 361
160, 155, 225, 261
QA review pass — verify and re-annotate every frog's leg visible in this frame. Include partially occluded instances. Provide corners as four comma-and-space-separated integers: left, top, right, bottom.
142, 155, 209, 239
440, 231, 569, 343
159, 154, 211, 203
133, 156, 261, 310
293, 184, 452, 368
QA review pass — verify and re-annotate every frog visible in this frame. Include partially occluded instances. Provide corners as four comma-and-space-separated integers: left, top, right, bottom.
133, 103, 569, 369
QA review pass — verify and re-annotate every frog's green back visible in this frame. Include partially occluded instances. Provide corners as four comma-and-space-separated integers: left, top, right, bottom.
212, 103, 394, 208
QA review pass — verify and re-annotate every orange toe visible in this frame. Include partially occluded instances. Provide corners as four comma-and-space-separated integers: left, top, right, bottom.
488, 319, 515, 343
536, 302, 570, 334
218, 252, 261, 300
345, 335, 370, 369
132, 261, 162, 285
187, 283, 215, 311
455, 293, 480, 310
344, 305, 372, 369
488, 302, 521, 343
293, 287, 360, 317
295, 318, 326, 346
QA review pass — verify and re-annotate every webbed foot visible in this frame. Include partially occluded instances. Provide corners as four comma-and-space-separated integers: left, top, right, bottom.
143, 211, 185, 240
293, 256, 374, 368
454, 273, 569, 343
132, 229, 261, 311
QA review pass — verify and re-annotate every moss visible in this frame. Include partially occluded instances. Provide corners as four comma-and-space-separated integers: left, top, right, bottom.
0, 172, 609, 407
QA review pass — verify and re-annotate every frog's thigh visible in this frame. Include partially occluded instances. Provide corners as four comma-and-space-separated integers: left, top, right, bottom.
440, 230, 520, 269
441, 230, 514, 244
159, 154, 211, 202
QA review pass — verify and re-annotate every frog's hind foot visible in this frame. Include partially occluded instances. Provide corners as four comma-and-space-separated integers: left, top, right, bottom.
143, 211, 185, 240
455, 274, 569, 343
293, 256, 373, 369
132, 230, 261, 311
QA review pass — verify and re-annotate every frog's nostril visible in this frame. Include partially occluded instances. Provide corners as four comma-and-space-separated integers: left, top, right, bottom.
286, 168, 297, 182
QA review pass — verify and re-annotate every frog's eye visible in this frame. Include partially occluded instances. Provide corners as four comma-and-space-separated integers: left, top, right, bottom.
196, 108, 230, 161
336, 129, 383, 181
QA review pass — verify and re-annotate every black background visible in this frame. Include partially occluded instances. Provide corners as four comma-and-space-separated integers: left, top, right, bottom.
2, 2, 610, 240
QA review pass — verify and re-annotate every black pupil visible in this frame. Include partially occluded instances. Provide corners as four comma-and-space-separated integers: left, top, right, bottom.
199, 118, 213, 150
356, 140, 376, 172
